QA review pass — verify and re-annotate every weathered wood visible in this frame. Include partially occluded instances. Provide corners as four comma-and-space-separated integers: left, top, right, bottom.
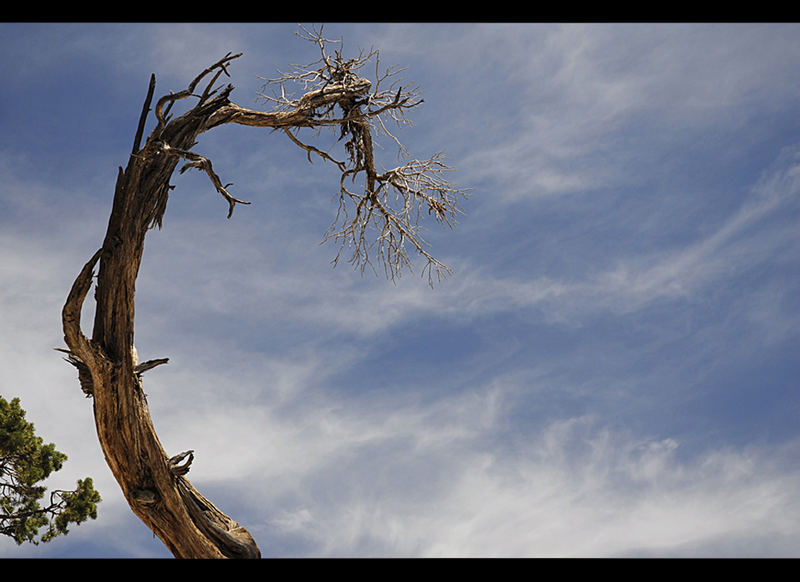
61, 36, 464, 558
63, 55, 262, 559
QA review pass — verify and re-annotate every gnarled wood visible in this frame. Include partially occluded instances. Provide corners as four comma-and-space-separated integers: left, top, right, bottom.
62, 32, 465, 559
63, 54, 262, 559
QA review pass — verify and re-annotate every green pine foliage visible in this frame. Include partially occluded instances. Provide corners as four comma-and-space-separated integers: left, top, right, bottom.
0, 396, 101, 545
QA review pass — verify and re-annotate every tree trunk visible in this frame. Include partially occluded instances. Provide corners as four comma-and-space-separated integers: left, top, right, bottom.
62, 63, 262, 558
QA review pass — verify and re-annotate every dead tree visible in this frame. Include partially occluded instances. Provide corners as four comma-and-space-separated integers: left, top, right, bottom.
59, 27, 466, 559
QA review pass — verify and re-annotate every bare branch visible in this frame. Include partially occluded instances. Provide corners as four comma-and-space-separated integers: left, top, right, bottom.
325, 152, 467, 286
154, 52, 242, 136
282, 128, 346, 170
168, 450, 194, 477
134, 358, 169, 375
254, 27, 467, 285
163, 143, 251, 219
61, 248, 102, 362
131, 74, 156, 157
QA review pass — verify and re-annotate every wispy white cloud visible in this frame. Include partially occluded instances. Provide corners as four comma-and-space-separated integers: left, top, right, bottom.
410, 423, 800, 558
242, 395, 800, 557
425, 142, 800, 326
437, 23, 800, 201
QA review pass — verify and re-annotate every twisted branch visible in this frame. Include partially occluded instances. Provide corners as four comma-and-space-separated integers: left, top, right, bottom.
166, 144, 251, 218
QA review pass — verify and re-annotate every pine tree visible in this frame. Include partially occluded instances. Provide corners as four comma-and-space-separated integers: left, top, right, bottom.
0, 396, 101, 545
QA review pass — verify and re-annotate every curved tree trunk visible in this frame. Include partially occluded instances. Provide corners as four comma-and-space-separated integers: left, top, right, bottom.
60, 39, 465, 558
61, 57, 264, 558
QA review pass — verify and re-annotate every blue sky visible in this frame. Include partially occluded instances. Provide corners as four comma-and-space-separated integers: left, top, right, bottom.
1, 22, 799, 558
